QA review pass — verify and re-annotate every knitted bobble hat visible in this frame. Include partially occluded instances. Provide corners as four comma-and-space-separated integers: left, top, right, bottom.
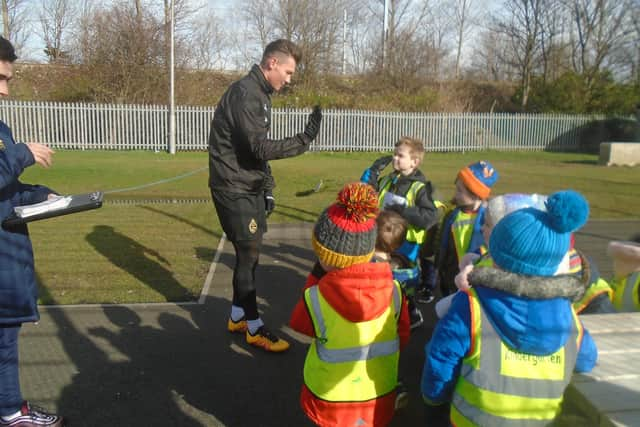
457, 160, 499, 200
312, 182, 379, 269
489, 190, 589, 276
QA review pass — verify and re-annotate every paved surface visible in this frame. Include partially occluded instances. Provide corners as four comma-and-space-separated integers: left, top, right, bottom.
19, 220, 639, 427
566, 313, 640, 427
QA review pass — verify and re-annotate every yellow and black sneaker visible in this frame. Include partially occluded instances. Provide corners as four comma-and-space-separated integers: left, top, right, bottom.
227, 317, 248, 333
246, 326, 290, 352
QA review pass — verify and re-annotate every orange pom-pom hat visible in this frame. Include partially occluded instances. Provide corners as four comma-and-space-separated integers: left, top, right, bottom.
312, 182, 379, 269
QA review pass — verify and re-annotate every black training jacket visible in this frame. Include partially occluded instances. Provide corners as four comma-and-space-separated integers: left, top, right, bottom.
208, 64, 311, 194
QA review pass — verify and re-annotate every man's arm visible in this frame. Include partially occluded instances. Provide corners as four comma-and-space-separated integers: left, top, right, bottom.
232, 92, 321, 161
0, 142, 53, 191
0, 142, 33, 189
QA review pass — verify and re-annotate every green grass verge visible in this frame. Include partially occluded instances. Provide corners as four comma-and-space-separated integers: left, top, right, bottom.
18, 150, 639, 305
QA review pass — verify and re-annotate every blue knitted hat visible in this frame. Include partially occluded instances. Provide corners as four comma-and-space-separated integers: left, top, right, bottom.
489, 190, 589, 276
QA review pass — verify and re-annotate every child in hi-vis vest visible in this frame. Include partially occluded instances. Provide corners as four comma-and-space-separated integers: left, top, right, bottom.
289, 183, 409, 427
607, 236, 640, 312
361, 137, 440, 328
422, 190, 598, 427
435, 160, 498, 297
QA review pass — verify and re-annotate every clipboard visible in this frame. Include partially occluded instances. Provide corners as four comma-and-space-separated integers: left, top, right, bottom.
2, 191, 104, 228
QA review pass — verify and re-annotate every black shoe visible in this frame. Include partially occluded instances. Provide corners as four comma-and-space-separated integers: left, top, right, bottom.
409, 307, 424, 330
417, 288, 435, 304
395, 382, 409, 410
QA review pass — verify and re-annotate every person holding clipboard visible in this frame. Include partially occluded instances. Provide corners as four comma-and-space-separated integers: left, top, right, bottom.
0, 37, 64, 427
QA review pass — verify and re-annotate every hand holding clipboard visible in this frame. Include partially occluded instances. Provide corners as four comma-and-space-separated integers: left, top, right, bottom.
3, 191, 103, 228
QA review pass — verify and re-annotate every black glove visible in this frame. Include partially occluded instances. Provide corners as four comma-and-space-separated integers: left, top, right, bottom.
265, 191, 275, 217
361, 155, 393, 187
303, 105, 323, 142
371, 155, 393, 173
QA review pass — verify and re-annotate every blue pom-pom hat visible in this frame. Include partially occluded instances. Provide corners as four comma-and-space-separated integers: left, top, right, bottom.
489, 190, 589, 276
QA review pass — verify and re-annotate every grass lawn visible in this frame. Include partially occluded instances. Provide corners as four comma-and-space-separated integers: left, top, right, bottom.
17, 150, 639, 305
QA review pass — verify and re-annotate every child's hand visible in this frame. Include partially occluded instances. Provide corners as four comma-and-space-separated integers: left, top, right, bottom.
455, 264, 474, 291
382, 192, 407, 209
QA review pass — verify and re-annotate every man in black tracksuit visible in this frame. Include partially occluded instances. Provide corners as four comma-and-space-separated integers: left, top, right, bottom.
208, 39, 322, 352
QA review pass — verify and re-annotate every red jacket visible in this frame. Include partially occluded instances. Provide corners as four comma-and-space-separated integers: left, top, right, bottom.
289, 262, 410, 427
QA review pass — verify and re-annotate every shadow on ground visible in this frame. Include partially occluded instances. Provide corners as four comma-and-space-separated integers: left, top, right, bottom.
27, 220, 637, 426
47, 240, 321, 426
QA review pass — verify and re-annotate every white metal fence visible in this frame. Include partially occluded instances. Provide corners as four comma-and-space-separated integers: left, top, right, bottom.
0, 100, 615, 152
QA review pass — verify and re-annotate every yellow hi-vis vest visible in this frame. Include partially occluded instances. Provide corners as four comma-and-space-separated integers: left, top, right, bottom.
378, 175, 426, 245
611, 272, 640, 312
451, 211, 479, 264
567, 249, 613, 314
303, 282, 402, 402
572, 277, 614, 314
451, 288, 582, 427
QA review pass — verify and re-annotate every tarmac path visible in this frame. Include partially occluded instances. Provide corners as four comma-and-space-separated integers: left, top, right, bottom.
19, 219, 638, 426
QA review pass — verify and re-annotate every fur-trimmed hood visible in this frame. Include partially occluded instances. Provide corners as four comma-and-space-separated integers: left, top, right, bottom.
469, 267, 585, 301
467, 267, 582, 355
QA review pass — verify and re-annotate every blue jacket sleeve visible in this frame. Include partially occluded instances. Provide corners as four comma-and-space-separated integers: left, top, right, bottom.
16, 183, 56, 205
0, 140, 34, 190
575, 325, 598, 373
421, 291, 471, 404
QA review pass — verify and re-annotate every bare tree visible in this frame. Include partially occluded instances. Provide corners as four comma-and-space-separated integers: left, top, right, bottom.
187, 9, 230, 69
244, 0, 273, 48
491, 0, 546, 108
417, 0, 454, 78
1, 0, 30, 55
451, 0, 477, 79
162, 0, 199, 67
71, 2, 165, 102
344, 2, 376, 73
1, 0, 7, 39
469, 29, 505, 80
606, 0, 640, 83
568, 0, 628, 86
241, 0, 349, 79
537, 2, 572, 81
39, 0, 76, 63
134, 0, 141, 23
630, 0, 640, 82
381, 0, 430, 72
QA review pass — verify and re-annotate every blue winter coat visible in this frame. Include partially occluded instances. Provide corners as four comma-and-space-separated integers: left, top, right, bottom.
421, 266, 598, 405
0, 121, 54, 325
